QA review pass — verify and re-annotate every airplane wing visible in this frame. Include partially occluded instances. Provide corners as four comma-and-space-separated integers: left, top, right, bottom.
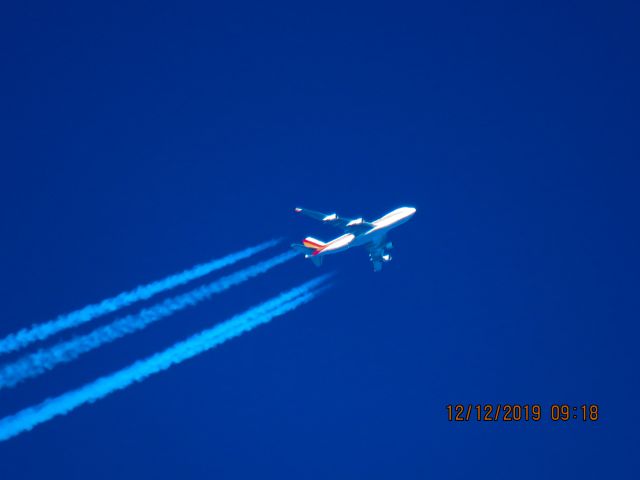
367, 235, 393, 272
294, 207, 373, 233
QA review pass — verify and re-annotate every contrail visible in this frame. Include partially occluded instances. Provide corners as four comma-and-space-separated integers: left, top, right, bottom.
0, 250, 297, 390
0, 239, 280, 356
0, 275, 331, 442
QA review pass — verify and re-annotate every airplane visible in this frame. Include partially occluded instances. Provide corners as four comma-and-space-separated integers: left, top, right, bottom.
291, 206, 416, 271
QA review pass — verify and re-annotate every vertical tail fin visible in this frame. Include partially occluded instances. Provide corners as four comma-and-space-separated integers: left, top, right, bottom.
302, 237, 326, 250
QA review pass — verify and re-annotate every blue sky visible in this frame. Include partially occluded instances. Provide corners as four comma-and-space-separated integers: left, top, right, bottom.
0, 1, 638, 478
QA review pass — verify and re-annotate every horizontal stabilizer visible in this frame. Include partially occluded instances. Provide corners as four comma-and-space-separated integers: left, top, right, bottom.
291, 244, 309, 254
310, 255, 323, 267
291, 244, 324, 267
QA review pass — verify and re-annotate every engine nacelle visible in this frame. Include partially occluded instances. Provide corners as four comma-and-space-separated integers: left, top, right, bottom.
382, 254, 392, 262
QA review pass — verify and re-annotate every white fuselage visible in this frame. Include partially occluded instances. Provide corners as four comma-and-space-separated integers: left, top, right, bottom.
315, 207, 416, 256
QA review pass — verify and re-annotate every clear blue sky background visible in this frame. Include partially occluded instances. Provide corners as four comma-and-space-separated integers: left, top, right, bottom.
0, 1, 638, 478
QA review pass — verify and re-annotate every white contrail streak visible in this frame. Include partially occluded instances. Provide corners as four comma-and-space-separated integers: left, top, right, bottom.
0, 251, 297, 390
0, 275, 331, 442
0, 239, 280, 356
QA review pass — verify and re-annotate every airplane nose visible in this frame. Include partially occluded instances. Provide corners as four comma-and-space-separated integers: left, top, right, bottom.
408, 207, 417, 216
